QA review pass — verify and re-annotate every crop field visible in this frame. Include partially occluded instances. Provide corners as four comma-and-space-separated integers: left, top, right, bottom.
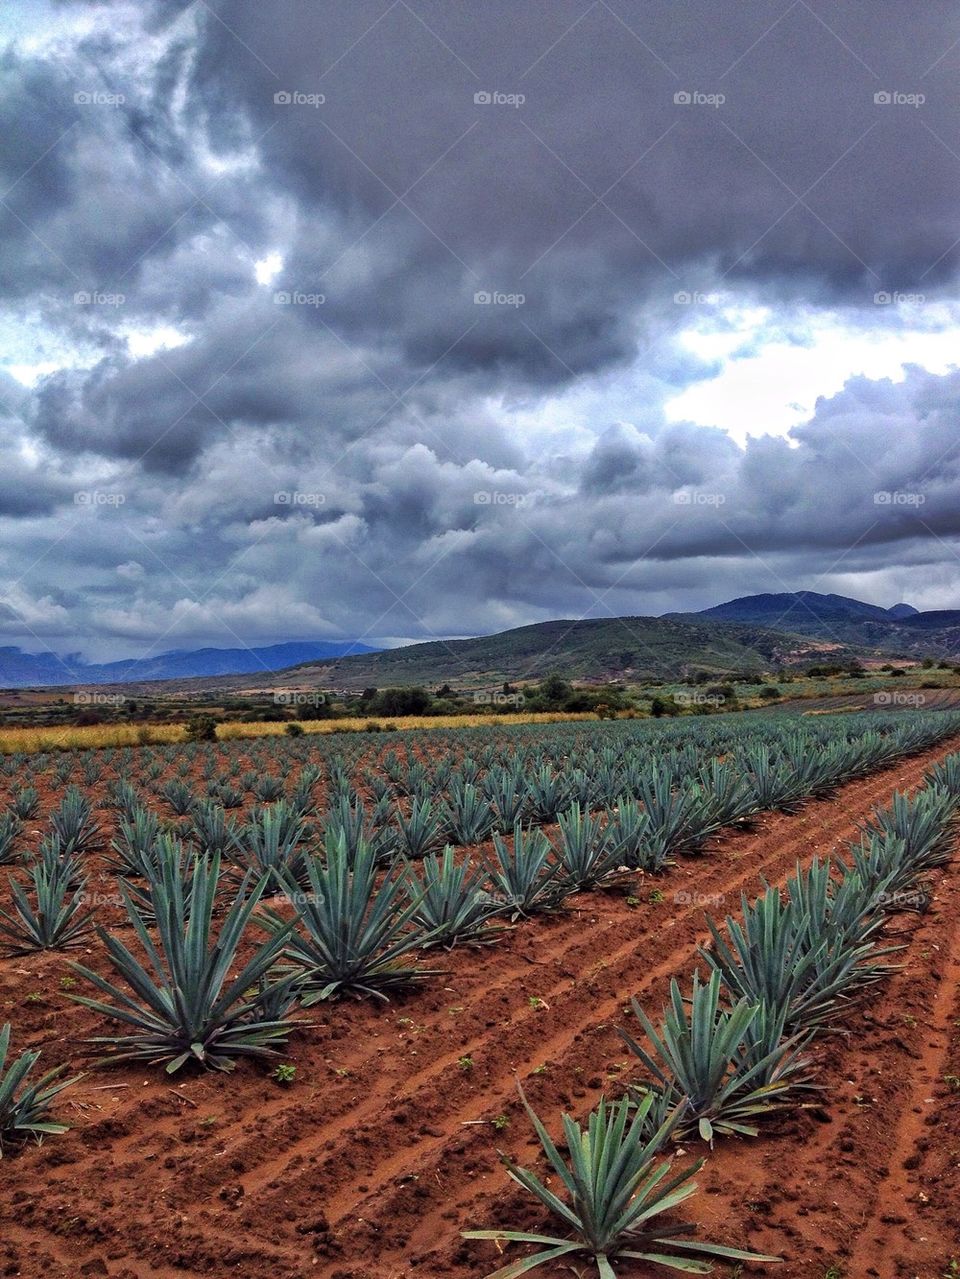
1, 708, 959, 1279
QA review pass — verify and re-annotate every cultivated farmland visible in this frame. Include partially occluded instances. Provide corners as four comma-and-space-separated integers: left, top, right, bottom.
1, 708, 959, 1278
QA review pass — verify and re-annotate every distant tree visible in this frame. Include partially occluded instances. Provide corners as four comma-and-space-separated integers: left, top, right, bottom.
374, 686, 432, 716
361, 687, 378, 701
285, 722, 305, 737
758, 685, 781, 700
184, 714, 217, 743
650, 696, 678, 718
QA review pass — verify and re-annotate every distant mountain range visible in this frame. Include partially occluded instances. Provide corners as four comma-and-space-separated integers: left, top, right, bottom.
4, 589, 959, 693
0, 641, 377, 689
680, 591, 960, 654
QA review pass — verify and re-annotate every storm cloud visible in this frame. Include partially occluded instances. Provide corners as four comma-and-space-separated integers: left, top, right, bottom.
1, 0, 959, 659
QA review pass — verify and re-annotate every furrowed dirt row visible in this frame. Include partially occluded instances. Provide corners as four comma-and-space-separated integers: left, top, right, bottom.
3, 736, 957, 1279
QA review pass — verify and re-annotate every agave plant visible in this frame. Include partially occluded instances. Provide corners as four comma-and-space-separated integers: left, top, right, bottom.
619, 969, 804, 1143
603, 798, 651, 870
553, 804, 621, 891
395, 795, 446, 858
265, 832, 436, 1003
106, 806, 163, 878
463, 1086, 779, 1277
230, 802, 308, 885
443, 781, 495, 846
69, 853, 297, 1073
0, 857, 93, 954
702, 876, 891, 1034
484, 823, 566, 919
484, 767, 529, 830
0, 812, 22, 866
9, 787, 39, 821
160, 777, 195, 817
866, 788, 958, 875
50, 786, 101, 854
190, 800, 242, 857
0, 1025, 80, 1156
404, 845, 506, 947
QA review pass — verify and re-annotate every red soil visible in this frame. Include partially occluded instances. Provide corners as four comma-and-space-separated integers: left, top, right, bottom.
1, 738, 959, 1279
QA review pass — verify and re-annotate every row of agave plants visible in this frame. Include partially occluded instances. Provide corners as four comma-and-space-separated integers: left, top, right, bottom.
461, 751, 960, 1276
0, 713, 957, 1120
0, 711, 957, 976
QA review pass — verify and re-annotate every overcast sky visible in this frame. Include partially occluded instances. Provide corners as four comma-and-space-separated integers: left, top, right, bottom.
1, 0, 959, 660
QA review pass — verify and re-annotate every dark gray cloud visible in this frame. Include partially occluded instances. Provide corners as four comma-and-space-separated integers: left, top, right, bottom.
0, 1, 959, 658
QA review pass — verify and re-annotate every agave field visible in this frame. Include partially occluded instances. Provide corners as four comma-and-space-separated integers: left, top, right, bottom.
1, 708, 960, 1278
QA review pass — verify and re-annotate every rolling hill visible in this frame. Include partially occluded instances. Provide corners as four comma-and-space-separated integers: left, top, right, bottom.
157, 614, 854, 695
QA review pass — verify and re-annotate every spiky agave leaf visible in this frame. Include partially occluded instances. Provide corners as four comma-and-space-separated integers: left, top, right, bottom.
0, 1024, 81, 1156
701, 879, 891, 1036
463, 1085, 780, 1277
69, 853, 297, 1073
404, 845, 507, 948
484, 823, 567, 919
265, 831, 439, 1003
